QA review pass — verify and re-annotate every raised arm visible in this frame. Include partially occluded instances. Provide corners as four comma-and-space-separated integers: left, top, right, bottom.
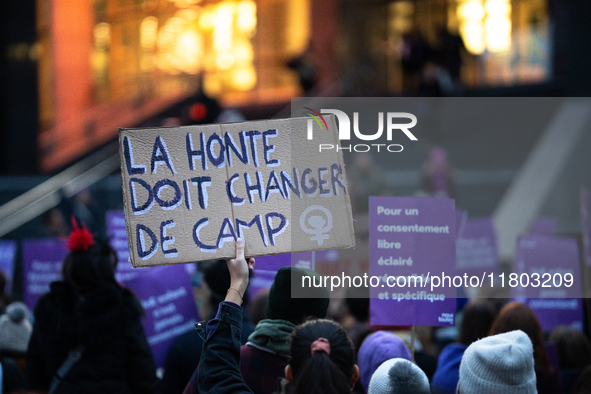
197, 238, 255, 394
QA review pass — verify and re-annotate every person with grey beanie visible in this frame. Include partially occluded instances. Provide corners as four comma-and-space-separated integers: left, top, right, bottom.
368, 358, 430, 394
458, 330, 537, 394
0, 302, 32, 357
0, 302, 30, 394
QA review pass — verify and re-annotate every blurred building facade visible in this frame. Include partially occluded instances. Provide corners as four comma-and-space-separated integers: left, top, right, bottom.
1, 0, 590, 175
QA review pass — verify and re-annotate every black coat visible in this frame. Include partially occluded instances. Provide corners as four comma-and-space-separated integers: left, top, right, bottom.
26, 281, 159, 394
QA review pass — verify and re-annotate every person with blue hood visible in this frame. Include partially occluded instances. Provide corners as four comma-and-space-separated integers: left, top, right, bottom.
431, 299, 496, 394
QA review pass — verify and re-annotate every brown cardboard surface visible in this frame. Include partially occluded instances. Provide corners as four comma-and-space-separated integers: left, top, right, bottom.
119, 115, 355, 267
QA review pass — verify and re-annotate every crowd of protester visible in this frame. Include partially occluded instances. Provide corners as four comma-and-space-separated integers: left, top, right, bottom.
0, 225, 590, 394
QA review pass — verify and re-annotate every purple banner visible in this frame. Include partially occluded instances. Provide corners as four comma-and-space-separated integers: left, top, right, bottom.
124, 264, 199, 368
107, 210, 196, 280
107, 210, 150, 282
255, 253, 292, 272
107, 211, 202, 366
513, 235, 583, 332
248, 270, 277, 299
0, 240, 17, 294
581, 188, 591, 267
22, 238, 67, 310
369, 197, 457, 327
455, 209, 467, 240
456, 217, 499, 277
248, 252, 321, 298
522, 298, 583, 332
530, 217, 557, 235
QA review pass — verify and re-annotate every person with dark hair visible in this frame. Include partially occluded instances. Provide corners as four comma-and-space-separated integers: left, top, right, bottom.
549, 325, 591, 393
343, 287, 372, 361
0, 271, 11, 315
196, 238, 360, 394
489, 301, 562, 394
184, 266, 330, 394
432, 299, 496, 394
285, 319, 359, 394
163, 259, 255, 394
573, 365, 591, 394
248, 289, 269, 327
26, 223, 158, 394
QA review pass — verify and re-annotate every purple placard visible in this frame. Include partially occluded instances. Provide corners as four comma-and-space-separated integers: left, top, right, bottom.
292, 252, 316, 270
546, 343, 561, 371
315, 249, 340, 262
456, 217, 499, 277
581, 188, 591, 267
22, 238, 67, 310
369, 197, 457, 327
107, 210, 196, 280
247, 254, 290, 299
513, 235, 583, 332
522, 298, 583, 332
455, 209, 467, 240
107, 211, 149, 282
124, 264, 199, 368
0, 240, 17, 294
530, 217, 557, 235
255, 253, 292, 272
255, 251, 318, 272
248, 252, 318, 298
248, 270, 276, 299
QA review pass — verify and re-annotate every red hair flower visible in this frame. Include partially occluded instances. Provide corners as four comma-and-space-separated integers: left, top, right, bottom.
68, 217, 94, 252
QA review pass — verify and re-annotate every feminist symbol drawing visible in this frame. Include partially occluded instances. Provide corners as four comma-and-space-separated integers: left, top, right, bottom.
300, 205, 333, 246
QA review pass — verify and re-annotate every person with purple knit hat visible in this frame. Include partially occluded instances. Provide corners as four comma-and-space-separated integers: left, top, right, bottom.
357, 331, 412, 392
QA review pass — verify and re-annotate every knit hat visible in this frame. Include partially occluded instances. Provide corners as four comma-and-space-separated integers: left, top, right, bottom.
431, 343, 468, 394
358, 331, 412, 392
265, 267, 329, 325
0, 302, 33, 354
368, 358, 430, 394
459, 330, 536, 394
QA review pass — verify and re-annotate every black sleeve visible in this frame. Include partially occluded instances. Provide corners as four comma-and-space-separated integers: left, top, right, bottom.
126, 318, 160, 394
161, 332, 203, 394
160, 343, 185, 394
2, 358, 27, 393
197, 303, 253, 394
25, 324, 49, 391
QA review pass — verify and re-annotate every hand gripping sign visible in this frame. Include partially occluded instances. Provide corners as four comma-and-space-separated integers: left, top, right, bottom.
119, 116, 355, 267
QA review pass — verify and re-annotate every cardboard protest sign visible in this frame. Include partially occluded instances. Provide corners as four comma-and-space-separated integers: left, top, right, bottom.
0, 240, 16, 294
108, 210, 197, 281
369, 197, 457, 327
108, 210, 142, 282
22, 239, 67, 310
512, 235, 583, 331
119, 116, 355, 267
456, 217, 499, 277
124, 264, 199, 367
